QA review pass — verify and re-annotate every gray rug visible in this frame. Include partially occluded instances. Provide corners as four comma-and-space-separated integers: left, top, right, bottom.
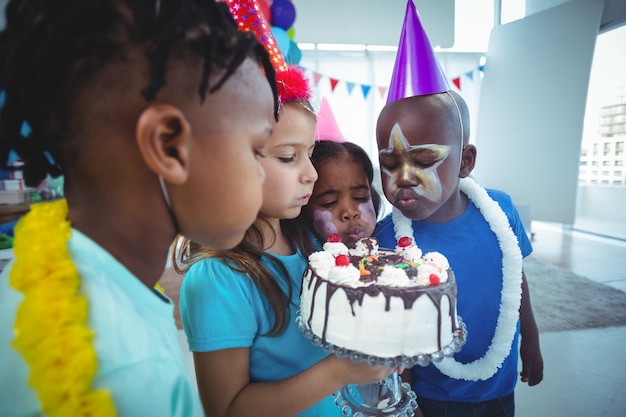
523, 257, 626, 333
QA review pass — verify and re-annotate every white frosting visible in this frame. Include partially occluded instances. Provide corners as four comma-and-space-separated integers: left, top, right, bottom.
423, 251, 450, 271
415, 262, 445, 285
323, 241, 350, 257
376, 265, 412, 287
396, 244, 422, 262
349, 238, 379, 257
309, 240, 451, 288
307, 251, 335, 277
328, 263, 363, 286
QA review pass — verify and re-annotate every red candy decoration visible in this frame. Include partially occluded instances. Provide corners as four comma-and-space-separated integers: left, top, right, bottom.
429, 274, 440, 285
335, 254, 350, 267
327, 233, 342, 243
398, 236, 413, 248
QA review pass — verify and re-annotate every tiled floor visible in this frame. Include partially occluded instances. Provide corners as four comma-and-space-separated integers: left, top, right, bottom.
515, 221, 626, 416
166, 220, 626, 416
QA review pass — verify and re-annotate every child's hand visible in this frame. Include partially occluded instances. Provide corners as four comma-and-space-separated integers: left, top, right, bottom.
326, 355, 397, 385
519, 337, 543, 386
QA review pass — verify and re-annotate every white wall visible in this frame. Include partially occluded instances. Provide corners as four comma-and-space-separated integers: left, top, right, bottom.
293, 0, 455, 48
472, 0, 604, 224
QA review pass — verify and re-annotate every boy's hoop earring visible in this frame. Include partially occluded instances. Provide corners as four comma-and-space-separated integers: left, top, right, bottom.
159, 175, 172, 208
159, 175, 180, 233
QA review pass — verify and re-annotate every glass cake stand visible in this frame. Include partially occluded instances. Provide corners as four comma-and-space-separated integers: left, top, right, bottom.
296, 313, 467, 417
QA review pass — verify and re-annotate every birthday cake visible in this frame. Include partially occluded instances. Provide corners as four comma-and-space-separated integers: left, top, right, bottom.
299, 234, 463, 362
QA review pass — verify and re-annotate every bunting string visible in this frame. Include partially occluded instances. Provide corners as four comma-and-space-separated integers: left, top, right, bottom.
305, 63, 485, 99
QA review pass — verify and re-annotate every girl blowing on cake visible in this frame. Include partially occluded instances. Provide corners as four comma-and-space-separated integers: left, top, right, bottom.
0, 0, 279, 416
300, 139, 383, 249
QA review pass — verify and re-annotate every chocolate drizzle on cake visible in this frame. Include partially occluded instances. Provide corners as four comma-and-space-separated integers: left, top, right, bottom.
304, 257, 459, 352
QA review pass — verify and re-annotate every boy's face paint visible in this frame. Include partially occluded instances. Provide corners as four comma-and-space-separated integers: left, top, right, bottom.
379, 123, 450, 205
376, 93, 467, 221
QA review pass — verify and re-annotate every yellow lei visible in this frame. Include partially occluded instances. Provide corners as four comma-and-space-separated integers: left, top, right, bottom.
9, 199, 117, 417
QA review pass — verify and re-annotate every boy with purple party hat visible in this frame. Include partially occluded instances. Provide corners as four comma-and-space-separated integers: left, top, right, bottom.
373, 1, 543, 416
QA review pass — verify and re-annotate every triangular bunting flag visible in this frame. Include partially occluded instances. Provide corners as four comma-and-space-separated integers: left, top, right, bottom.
361, 84, 371, 99
346, 81, 356, 95
378, 86, 387, 98
313, 72, 323, 86
329, 78, 339, 92
465, 70, 474, 81
452, 77, 461, 90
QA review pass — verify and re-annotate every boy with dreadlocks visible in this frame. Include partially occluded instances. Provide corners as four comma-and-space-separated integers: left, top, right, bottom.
0, 0, 279, 416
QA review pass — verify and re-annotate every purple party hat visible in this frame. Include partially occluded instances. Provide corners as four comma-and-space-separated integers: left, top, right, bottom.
386, 0, 449, 103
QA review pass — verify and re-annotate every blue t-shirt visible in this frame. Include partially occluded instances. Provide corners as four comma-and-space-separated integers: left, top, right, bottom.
374, 188, 532, 403
180, 247, 342, 417
0, 229, 204, 417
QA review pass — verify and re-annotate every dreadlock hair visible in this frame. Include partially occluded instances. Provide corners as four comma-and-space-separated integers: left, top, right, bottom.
299, 139, 383, 242
0, 0, 279, 188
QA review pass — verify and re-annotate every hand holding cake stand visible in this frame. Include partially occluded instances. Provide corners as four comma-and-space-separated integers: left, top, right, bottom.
297, 313, 467, 417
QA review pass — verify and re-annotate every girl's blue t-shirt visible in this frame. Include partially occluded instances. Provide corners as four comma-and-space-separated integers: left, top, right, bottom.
180, 248, 341, 416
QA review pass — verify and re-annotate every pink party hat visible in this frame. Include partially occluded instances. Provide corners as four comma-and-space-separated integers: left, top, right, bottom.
386, 0, 449, 103
315, 97, 345, 142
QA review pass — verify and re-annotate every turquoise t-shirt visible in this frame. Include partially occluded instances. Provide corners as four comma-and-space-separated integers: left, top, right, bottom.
0, 229, 204, 417
180, 248, 342, 417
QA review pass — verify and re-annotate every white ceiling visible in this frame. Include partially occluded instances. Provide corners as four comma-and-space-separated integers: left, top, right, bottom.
526, 0, 626, 32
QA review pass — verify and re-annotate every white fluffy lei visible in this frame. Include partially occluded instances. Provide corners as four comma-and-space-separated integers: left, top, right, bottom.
393, 177, 523, 381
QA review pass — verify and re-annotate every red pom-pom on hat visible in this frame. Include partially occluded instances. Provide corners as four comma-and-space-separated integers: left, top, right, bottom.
276, 65, 311, 104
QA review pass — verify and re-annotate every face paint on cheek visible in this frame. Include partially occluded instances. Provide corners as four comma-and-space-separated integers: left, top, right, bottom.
359, 201, 377, 228
379, 125, 452, 203
312, 209, 338, 238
